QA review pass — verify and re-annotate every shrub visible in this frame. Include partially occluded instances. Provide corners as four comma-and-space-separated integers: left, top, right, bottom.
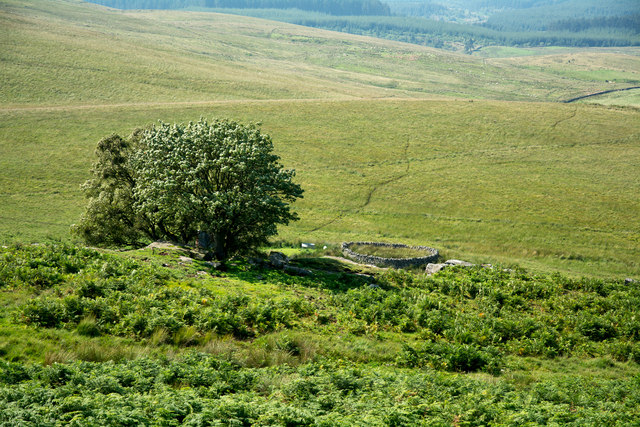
578, 316, 617, 341
0, 361, 31, 384
20, 298, 65, 328
398, 342, 503, 375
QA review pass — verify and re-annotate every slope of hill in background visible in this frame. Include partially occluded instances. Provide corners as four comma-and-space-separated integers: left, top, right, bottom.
0, 0, 639, 278
84, 0, 640, 52
1, 0, 639, 108
88, 0, 392, 15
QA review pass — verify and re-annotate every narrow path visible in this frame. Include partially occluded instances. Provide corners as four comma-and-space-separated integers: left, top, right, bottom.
308, 213, 346, 233
563, 86, 640, 103
309, 138, 412, 232
362, 173, 408, 209
551, 106, 577, 128
0, 96, 451, 113
362, 139, 411, 209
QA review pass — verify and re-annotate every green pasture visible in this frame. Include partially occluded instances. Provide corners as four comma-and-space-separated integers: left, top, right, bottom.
349, 244, 431, 259
473, 45, 578, 58
1, 0, 638, 106
496, 48, 640, 105
1, 100, 638, 278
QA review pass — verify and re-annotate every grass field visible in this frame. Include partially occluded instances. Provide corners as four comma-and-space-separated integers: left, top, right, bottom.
498, 49, 640, 89
1, 0, 639, 279
349, 243, 432, 259
1, 99, 638, 278
581, 88, 640, 107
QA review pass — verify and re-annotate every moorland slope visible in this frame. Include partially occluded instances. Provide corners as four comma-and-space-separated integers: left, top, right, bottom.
1, 1, 639, 424
0, 0, 639, 278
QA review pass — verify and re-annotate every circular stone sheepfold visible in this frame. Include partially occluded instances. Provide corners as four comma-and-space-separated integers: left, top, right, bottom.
341, 242, 439, 269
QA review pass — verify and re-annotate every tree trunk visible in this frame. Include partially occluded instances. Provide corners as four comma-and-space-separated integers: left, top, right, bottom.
213, 231, 226, 261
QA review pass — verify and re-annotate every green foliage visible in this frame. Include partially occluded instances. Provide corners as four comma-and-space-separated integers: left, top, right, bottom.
132, 119, 303, 258
3, 245, 312, 341
0, 355, 638, 425
1, 244, 640, 423
4, 244, 640, 364
398, 342, 503, 374
330, 266, 640, 360
74, 119, 303, 259
72, 133, 145, 247
0, 243, 99, 289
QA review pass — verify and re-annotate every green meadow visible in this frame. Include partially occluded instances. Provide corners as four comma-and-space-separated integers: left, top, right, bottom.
0, 0, 639, 280
2, 99, 639, 278
581, 88, 640, 107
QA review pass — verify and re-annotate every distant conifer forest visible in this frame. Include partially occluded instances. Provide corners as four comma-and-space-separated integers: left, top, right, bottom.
88, 0, 639, 50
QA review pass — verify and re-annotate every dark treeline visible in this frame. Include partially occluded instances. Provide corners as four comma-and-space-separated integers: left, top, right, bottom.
548, 15, 640, 34
286, 14, 640, 49
482, 0, 639, 32
87, 0, 391, 15
452, 0, 547, 7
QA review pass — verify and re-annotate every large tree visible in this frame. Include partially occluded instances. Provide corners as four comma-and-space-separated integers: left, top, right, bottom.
74, 119, 303, 259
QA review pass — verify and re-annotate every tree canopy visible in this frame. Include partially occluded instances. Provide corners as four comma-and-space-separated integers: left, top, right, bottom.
74, 119, 303, 259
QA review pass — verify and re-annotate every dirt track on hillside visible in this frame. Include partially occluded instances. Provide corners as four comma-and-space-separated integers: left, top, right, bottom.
0, 96, 456, 113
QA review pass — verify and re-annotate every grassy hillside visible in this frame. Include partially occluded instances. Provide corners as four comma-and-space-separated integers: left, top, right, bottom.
1, 0, 639, 278
1, 243, 638, 424
1, 0, 639, 106
2, 100, 639, 278
580, 89, 640, 107
1, 1, 639, 422
499, 50, 640, 84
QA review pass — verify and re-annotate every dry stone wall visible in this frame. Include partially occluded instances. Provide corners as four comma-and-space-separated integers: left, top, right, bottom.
341, 241, 439, 269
